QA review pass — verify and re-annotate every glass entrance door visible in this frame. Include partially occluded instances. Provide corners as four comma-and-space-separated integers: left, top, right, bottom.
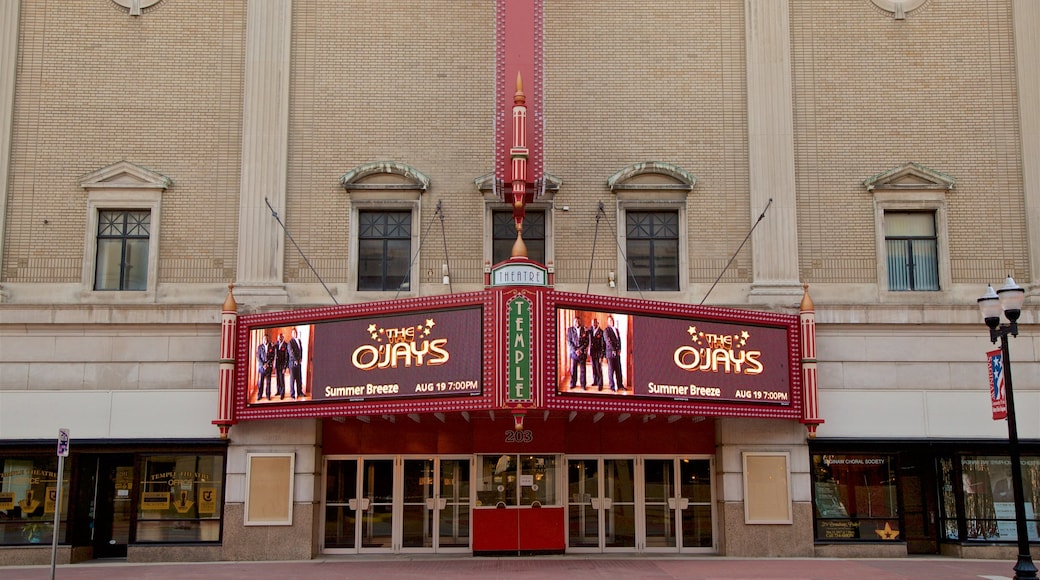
401, 459, 433, 549
436, 459, 470, 550
569, 456, 715, 553
324, 459, 358, 550
677, 458, 714, 549
899, 453, 939, 554
322, 457, 394, 552
643, 458, 677, 549
566, 458, 635, 551
89, 454, 135, 559
643, 457, 714, 552
359, 458, 394, 550
323, 456, 470, 553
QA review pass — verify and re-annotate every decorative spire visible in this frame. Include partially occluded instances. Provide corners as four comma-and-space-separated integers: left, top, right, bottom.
512, 227, 528, 258
514, 71, 525, 105
799, 283, 814, 312
510, 69, 530, 258
214, 282, 238, 439
222, 282, 237, 312
799, 283, 823, 438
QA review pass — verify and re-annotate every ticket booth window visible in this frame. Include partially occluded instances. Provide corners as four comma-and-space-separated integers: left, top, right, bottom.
477, 455, 558, 507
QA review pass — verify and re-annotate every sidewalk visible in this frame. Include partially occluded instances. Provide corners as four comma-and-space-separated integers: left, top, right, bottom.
0, 556, 1023, 580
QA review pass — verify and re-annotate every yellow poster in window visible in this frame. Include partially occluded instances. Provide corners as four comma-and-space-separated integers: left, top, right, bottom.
141, 491, 170, 510
115, 466, 133, 491
0, 492, 14, 510
198, 485, 217, 514
45, 487, 56, 514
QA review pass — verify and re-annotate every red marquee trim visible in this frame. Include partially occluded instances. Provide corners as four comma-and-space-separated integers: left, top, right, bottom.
227, 287, 804, 424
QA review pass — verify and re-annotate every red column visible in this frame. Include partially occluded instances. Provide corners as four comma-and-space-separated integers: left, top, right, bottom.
213, 284, 238, 438
799, 284, 823, 437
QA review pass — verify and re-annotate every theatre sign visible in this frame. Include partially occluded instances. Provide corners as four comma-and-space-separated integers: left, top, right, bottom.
227, 285, 810, 425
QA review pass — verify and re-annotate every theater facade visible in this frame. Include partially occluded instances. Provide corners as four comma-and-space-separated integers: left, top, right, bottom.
0, 0, 1038, 567
209, 272, 819, 557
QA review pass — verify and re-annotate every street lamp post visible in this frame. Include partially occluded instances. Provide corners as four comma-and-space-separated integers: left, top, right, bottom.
978, 276, 1037, 580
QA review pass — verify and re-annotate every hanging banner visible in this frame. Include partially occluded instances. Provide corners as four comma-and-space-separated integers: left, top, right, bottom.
987, 349, 1007, 420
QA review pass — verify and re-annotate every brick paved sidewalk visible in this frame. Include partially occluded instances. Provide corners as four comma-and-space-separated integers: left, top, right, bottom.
0, 556, 1022, 580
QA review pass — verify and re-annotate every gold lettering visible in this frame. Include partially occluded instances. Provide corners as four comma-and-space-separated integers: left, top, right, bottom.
426, 339, 450, 366
352, 345, 379, 370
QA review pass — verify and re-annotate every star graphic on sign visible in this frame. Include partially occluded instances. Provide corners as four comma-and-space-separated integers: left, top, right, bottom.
367, 323, 381, 341
874, 522, 900, 540
741, 330, 749, 340
426, 319, 436, 329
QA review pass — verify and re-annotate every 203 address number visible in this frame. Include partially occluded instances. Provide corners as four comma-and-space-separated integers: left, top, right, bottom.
504, 430, 533, 443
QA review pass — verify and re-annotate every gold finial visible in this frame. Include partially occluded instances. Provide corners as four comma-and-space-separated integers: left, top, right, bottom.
222, 282, 237, 311
514, 71, 525, 105
511, 222, 528, 258
800, 283, 814, 312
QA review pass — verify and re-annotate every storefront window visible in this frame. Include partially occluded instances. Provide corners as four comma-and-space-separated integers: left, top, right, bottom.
0, 455, 70, 545
476, 455, 557, 507
939, 457, 959, 540
956, 455, 1039, 542
136, 455, 224, 543
812, 454, 898, 541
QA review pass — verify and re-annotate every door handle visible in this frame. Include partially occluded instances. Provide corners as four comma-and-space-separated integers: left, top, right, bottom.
426, 498, 436, 510
348, 498, 358, 511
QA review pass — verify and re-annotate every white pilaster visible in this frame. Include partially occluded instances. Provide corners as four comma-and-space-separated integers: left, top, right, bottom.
1014, 1, 1040, 294
236, 0, 292, 301
0, 0, 20, 302
745, 0, 801, 303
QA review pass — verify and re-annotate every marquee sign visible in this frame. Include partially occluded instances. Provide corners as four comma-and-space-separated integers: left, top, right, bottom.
247, 308, 481, 405
231, 291, 495, 421
543, 291, 802, 420
229, 287, 803, 424
312, 308, 482, 401
555, 308, 790, 405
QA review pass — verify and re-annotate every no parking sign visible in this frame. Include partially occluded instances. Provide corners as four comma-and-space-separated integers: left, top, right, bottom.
57, 428, 70, 456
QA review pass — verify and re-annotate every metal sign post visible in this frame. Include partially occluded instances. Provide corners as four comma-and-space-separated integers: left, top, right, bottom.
51, 428, 69, 580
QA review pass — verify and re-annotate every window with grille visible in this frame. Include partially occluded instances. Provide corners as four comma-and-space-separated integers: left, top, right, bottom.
95, 210, 151, 291
492, 210, 545, 265
625, 211, 679, 291
358, 211, 412, 291
884, 211, 939, 291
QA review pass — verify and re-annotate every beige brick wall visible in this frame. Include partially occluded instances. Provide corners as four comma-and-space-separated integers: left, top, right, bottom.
285, 0, 494, 286
2, 0, 1029, 290
791, 0, 1027, 284
4, 0, 245, 285
546, 0, 752, 285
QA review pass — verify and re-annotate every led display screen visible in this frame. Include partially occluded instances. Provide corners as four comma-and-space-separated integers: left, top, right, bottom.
556, 308, 790, 405
247, 307, 482, 404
